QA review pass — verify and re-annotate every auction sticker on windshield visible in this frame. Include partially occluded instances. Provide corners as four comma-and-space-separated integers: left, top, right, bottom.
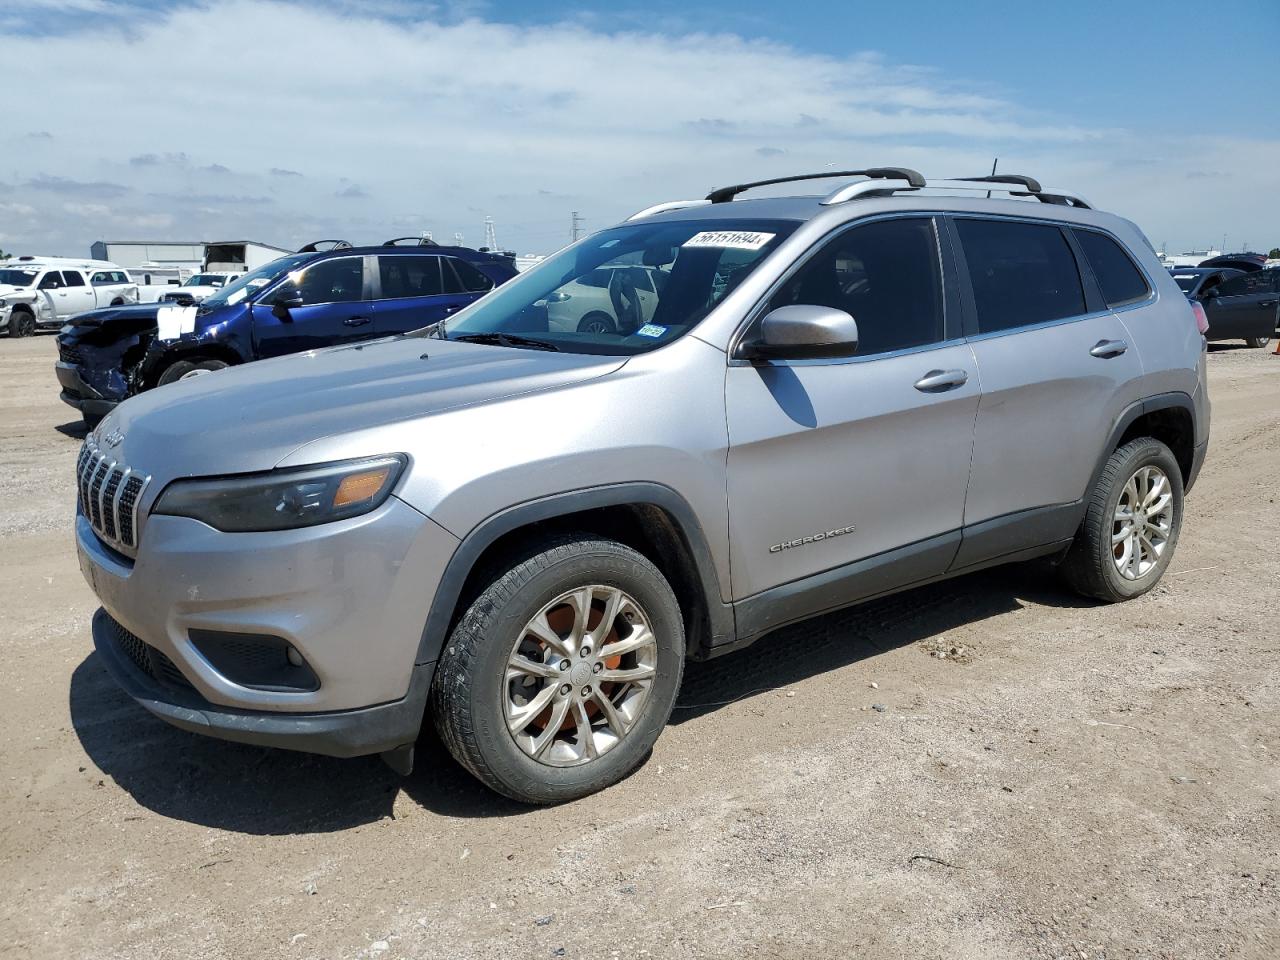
682, 231, 775, 251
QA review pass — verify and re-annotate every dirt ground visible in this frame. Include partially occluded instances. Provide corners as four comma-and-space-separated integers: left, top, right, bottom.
0, 333, 1276, 960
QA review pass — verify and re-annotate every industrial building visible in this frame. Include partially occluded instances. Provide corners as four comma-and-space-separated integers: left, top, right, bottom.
89, 239, 293, 273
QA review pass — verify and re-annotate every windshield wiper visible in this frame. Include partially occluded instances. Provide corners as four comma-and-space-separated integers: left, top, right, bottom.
450, 332, 560, 352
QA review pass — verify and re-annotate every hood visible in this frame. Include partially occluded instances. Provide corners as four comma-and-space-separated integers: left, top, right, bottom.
61, 304, 160, 330
99, 336, 627, 482
0, 284, 36, 299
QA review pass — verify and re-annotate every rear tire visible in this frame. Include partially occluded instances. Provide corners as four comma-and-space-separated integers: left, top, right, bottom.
7, 309, 36, 338
1245, 335, 1272, 349
431, 535, 684, 804
156, 358, 229, 386
577, 312, 617, 334
1061, 438, 1183, 602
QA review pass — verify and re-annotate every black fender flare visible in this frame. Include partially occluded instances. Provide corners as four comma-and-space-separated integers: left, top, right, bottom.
1086, 391, 1197, 501
413, 482, 734, 666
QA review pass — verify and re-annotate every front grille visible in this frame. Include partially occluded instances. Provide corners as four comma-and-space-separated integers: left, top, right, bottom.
103, 614, 192, 690
58, 343, 84, 364
77, 434, 151, 552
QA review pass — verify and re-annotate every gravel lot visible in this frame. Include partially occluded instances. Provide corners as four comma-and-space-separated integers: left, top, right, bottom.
1, 334, 1277, 960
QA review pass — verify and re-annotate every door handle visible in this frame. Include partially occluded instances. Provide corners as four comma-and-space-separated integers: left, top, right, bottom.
1260, 299, 1277, 308
913, 369, 968, 392
1090, 338, 1128, 359
343, 316, 372, 327
443, 304, 462, 315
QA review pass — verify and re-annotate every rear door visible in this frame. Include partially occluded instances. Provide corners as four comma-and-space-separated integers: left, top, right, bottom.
371, 254, 451, 335
1203, 269, 1278, 341
950, 216, 1146, 565
250, 255, 374, 357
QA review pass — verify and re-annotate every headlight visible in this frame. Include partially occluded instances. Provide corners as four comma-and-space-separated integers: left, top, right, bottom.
153, 455, 406, 532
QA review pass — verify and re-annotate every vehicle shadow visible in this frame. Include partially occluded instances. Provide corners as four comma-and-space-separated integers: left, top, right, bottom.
54, 420, 91, 440
68, 563, 1092, 833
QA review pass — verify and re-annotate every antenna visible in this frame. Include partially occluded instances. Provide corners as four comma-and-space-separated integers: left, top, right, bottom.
483, 216, 498, 251
987, 157, 998, 198
571, 211, 584, 242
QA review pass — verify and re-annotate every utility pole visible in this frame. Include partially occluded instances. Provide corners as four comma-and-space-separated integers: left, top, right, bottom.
483, 216, 498, 251
571, 211, 584, 243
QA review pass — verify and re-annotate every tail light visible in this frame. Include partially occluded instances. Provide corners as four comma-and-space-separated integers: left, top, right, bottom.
1190, 301, 1210, 335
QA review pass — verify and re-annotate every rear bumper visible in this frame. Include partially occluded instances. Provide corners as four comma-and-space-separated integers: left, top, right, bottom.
92, 608, 434, 758
55, 361, 120, 416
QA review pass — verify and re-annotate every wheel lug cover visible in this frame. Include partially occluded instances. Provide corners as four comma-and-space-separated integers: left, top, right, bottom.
559, 684, 571, 696
581, 686, 592, 698
559, 660, 571, 671
592, 662, 603, 673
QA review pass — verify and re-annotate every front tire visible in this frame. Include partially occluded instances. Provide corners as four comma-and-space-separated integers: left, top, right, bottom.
431, 535, 684, 804
156, 358, 229, 386
1061, 438, 1183, 602
7, 309, 36, 338
1245, 335, 1272, 349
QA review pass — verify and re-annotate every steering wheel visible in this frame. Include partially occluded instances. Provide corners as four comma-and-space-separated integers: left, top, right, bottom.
608, 269, 643, 333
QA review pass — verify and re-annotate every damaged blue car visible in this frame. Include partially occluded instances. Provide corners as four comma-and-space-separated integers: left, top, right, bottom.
56, 238, 518, 425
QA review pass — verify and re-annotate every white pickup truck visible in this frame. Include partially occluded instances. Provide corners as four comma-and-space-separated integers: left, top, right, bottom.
156, 271, 244, 304
1, 257, 139, 337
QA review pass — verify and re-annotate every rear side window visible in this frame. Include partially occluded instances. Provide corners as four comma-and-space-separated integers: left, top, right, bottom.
768, 216, 944, 357
1074, 230, 1150, 306
61, 270, 87, 287
378, 255, 442, 299
446, 258, 495, 294
956, 219, 1086, 334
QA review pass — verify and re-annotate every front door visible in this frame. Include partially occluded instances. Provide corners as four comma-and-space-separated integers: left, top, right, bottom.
58, 271, 97, 316
1203, 270, 1279, 341
725, 216, 978, 601
951, 216, 1145, 558
250, 255, 374, 357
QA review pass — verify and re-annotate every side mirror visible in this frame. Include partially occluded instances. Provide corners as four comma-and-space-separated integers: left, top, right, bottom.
739, 305, 860, 361
272, 288, 304, 318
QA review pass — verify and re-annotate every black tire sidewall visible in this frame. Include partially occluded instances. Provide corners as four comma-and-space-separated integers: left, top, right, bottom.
1097, 440, 1184, 599
9, 310, 35, 338
448, 541, 683, 803
577, 313, 616, 334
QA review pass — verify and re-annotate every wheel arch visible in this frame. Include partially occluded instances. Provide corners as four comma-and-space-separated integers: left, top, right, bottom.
414, 483, 734, 668
1091, 393, 1197, 498
146, 342, 242, 387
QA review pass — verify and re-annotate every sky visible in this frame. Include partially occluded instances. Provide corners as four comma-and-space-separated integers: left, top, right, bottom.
3, 0, 1278, 258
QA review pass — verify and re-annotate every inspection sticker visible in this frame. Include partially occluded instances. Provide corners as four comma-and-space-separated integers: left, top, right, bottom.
156, 305, 198, 341
635, 323, 667, 338
682, 231, 775, 251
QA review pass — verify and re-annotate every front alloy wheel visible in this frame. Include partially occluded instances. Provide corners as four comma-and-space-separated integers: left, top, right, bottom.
432, 535, 684, 804
1112, 465, 1175, 580
505, 585, 658, 766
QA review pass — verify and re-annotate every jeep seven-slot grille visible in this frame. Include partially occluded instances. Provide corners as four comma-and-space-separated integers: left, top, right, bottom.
77, 434, 150, 551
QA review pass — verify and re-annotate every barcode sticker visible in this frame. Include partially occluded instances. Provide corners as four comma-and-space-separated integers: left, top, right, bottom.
682, 231, 775, 251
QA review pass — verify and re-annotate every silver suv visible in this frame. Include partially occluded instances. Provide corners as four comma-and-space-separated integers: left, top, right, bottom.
76, 168, 1210, 804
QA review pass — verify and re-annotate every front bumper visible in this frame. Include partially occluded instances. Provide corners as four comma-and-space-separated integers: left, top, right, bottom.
92, 608, 433, 757
56, 361, 119, 416
77, 494, 458, 732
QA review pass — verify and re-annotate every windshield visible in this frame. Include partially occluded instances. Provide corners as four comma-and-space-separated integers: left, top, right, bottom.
186, 273, 228, 287
1172, 273, 1201, 292
432, 219, 798, 355
0, 269, 38, 287
202, 255, 311, 308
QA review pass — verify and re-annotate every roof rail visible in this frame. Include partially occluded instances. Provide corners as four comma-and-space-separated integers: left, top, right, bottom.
626, 199, 711, 221
821, 176, 1091, 209
382, 236, 440, 247
297, 239, 353, 253
707, 167, 925, 204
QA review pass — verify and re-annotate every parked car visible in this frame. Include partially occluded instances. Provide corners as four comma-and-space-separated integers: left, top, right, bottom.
1170, 266, 1276, 347
1, 257, 138, 337
156, 272, 243, 305
56, 239, 518, 424
1198, 253, 1267, 273
75, 168, 1209, 804
544, 263, 668, 333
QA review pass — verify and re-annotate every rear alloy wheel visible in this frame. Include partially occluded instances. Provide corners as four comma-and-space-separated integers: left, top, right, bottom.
432, 535, 684, 804
577, 312, 617, 335
1062, 438, 1183, 602
157, 358, 229, 386
8, 309, 36, 338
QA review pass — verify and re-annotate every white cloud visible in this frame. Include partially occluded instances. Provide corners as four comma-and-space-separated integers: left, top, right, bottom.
3, 0, 1277, 255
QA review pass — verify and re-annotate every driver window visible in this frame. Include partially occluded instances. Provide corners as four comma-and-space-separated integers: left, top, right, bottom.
39, 272, 63, 289
290, 257, 364, 305
768, 217, 944, 356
